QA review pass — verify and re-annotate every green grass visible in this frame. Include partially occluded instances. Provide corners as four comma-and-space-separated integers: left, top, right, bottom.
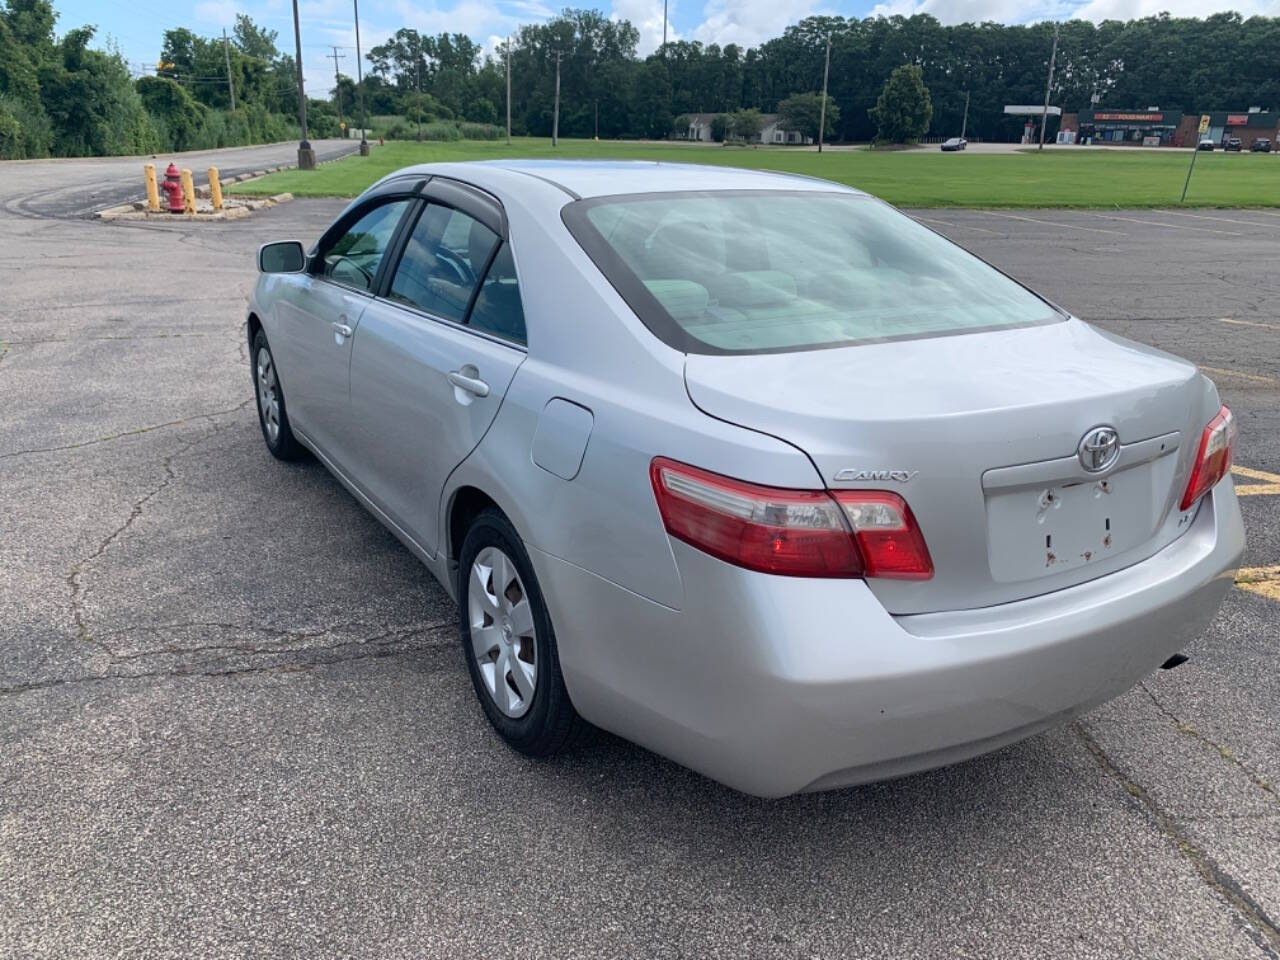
228, 138, 1280, 208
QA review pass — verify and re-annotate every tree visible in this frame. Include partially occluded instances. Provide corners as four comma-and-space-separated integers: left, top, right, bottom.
869, 63, 932, 144
709, 113, 729, 141
777, 91, 839, 141
729, 107, 762, 141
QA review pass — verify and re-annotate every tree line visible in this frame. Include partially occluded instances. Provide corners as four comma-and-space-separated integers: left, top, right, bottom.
2, 0, 1279, 160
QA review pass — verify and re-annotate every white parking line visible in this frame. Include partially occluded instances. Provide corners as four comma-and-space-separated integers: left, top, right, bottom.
1217, 317, 1279, 330
1160, 210, 1280, 229
977, 211, 1125, 236
1200, 365, 1279, 385
910, 215, 1004, 236
1088, 213, 1242, 236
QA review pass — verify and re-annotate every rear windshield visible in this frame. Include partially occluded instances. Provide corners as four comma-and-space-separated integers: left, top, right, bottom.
562, 190, 1061, 355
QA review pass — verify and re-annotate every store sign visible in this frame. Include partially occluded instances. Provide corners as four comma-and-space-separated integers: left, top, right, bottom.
1094, 112, 1163, 122
1227, 114, 1249, 125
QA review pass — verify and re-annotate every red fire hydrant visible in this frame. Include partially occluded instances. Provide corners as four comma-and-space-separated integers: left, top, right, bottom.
160, 163, 184, 213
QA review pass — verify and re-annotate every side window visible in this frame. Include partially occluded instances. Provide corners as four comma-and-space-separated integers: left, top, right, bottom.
320, 199, 410, 292
388, 203, 498, 323
468, 243, 527, 344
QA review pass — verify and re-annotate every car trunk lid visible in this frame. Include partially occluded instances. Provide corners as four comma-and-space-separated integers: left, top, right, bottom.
683, 319, 1208, 614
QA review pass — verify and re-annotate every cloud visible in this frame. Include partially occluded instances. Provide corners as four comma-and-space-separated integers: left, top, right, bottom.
868, 0, 1278, 23
611, 0, 678, 54
691, 0, 825, 48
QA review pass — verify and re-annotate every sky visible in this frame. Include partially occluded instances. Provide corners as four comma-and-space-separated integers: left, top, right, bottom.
57, 0, 1280, 101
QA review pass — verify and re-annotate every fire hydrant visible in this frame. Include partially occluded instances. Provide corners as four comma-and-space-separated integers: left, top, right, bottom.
160, 163, 184, 213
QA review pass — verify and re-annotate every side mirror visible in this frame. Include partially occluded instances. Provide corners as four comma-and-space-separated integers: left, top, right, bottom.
258, 240, 307, 274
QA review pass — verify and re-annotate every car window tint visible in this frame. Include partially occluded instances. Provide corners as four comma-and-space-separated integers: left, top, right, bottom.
322, 200, 410, 292
467, 243, 526, 344
570, 192, 1060, 354
388, 203, 498, 323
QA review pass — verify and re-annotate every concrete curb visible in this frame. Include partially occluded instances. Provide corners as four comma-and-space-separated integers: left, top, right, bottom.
96, 193, 293, 222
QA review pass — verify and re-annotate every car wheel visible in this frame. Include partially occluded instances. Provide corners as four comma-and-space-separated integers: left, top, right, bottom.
251, 329, 305, 461
458, 508, 588, 756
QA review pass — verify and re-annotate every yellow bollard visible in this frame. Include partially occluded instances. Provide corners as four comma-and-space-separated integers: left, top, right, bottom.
143, 163, 160, 212
208, 166, 223, 212
180, 168, 196, 215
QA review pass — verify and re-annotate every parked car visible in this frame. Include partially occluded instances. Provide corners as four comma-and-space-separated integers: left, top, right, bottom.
1251, 138, 1272, 152
1225, 137, 1243, 152
248, 161, 1245, 797
1198, 138, 1216, 150
941, 137, 968, 151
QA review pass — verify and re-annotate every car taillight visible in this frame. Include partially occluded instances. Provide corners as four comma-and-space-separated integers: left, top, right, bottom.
650, 458, 933, 579
1180, 405, 1237, 511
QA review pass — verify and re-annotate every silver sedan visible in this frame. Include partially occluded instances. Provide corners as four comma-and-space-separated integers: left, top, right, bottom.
248, 160, 1244, 797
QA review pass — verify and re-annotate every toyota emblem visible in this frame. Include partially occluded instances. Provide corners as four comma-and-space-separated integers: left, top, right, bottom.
1078, 426, 1120, 473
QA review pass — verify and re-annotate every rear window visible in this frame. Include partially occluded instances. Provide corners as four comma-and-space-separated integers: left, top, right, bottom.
562, 191, 1061, 355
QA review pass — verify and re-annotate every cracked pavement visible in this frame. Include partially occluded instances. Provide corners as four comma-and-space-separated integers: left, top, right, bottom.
2, 183, 1279, 958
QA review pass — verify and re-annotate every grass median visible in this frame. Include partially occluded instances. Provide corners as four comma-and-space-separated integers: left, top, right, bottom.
228, 138, 1280, 208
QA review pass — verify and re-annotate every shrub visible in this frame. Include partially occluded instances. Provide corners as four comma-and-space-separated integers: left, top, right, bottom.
459, 122, 502, 140
420, 120, 462, 141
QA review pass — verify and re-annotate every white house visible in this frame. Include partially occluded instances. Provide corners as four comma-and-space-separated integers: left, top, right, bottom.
678, 112, 813, 145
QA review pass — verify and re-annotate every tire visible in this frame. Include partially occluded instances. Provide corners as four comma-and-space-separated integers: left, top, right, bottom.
251, 329, 305, 461
458, 508, 588, 756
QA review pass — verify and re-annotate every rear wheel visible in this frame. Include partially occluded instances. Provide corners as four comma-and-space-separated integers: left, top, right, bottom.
458, 508, 587, 756
251, 329, 304, 461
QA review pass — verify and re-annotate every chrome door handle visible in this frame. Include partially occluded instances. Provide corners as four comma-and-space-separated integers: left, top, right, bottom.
447, 370, 490, 397
332, 321, 354, 339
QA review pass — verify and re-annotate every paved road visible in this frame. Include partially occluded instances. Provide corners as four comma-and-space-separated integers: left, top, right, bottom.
2, 191, 1279, 958
0, 140, 358, 219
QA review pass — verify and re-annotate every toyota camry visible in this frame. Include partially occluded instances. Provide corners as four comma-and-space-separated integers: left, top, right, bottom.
247, 160, 1244, 797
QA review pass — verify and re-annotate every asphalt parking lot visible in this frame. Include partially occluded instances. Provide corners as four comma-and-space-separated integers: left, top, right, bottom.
3, 176, 1279, 957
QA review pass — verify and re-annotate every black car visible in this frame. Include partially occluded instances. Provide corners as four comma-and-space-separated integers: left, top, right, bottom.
1225, 137, 1242, 152
1251, 138, 1272, 152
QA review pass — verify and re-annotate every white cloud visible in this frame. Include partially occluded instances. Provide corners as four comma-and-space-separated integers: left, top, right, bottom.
869, 0, 1278, 23
611, 0, 678, 54
1069, 0, 1278, 19
691, 0, 824, 48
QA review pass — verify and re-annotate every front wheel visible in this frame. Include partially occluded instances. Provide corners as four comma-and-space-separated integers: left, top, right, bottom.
251, 329, 305, 461
458, 508, 588, 756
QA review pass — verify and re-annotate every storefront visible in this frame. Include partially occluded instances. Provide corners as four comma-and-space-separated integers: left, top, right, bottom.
1070, 110, 1183, 146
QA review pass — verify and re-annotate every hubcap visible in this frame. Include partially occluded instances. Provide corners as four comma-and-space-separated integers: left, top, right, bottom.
255, 346, 280, 444
467, 546, 537, 718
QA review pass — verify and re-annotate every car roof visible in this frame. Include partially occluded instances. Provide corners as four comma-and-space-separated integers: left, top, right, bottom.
384, 158, 863, 200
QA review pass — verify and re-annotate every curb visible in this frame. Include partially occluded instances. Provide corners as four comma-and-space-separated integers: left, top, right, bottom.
97, 193, 294, 222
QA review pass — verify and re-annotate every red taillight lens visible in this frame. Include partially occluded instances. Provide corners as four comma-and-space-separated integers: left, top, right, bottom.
649, 458, 932, 579
1180, 405, 1237, 511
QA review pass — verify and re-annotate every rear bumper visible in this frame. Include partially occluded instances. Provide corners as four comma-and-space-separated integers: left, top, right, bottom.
531, 483, 1245, 798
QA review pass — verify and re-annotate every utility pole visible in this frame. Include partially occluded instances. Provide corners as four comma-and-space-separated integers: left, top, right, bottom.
223, 28, 236, 111
353, 0, 369, 156
505, 35, 512, 145
594, 99, 599, 140
328, 46, 346, 130
416, 53, 423, 140
291, 0, 315, 169
1038, 22, 1059, 151
663, 0, 667, 53
817, 33, 830, 153
961, 89, 970, 140
552, 50, 561, 147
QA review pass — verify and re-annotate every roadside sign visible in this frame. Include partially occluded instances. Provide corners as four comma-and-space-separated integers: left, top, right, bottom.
1199, 114, 1210, 134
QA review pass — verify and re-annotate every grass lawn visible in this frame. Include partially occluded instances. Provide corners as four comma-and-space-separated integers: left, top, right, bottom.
228, 138, 1280, 208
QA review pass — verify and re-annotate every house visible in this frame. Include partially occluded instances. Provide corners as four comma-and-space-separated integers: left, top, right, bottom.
677, 112, 814, 145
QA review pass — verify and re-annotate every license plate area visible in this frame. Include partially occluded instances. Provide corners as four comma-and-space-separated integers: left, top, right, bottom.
984, 457, 1175, 583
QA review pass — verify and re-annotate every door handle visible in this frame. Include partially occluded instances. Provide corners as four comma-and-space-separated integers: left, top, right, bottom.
332, 321, 354, 339
447, 370, 490, 398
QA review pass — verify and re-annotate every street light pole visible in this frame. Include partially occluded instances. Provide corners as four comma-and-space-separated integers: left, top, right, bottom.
961, 89, 969, 140
291, 0, 315, 169
817, 33, 830, 153
552, 51, 561, 147
353, 0, 369, 156
1038, 22, 1059, 151
505, 35, 512, 145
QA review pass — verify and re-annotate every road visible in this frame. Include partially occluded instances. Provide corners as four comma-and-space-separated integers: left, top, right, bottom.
2, 172, 1279, 958
0, 139, 358, 219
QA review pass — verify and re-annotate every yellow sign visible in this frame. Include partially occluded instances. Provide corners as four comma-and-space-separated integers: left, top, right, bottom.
1199, 114, 1211, 134
340, 121, 346, 130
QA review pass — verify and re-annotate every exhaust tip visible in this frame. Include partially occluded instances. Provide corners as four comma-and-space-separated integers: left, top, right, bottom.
1160, 653, 1190, 670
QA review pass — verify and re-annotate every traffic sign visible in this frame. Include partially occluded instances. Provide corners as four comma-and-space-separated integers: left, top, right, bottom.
1199, 114, 1210, 134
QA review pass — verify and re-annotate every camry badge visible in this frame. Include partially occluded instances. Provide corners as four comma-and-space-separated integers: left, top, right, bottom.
833, 468, 918, 483
1078, 426, 1120, 473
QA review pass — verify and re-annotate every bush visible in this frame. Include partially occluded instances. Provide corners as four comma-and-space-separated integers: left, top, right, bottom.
459, 122, 502, 140
420, 120, 462, 141
0, 93, 53, 159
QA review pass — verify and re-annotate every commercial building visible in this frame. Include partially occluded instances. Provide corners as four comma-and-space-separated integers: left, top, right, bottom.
1059, 108, 1278, 147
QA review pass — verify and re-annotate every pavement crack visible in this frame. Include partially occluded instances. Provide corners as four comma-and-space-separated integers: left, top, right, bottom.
63, 406, 248, 656
1075, 722, 1280, 957
1139, 681, 1279, 806
0, 397, 252, 461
